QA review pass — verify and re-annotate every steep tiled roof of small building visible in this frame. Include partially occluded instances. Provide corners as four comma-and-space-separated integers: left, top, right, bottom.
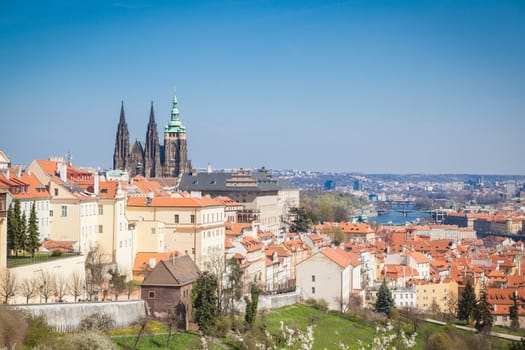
141, 255, 200, 286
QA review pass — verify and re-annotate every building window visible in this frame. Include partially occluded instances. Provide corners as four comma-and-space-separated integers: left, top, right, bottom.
98, 225, 103, 233
148, 291, 156, 299
60, 205, 68, 217
190, 214, 195, 224
174, 214, 179, 223
98, 205, 103, 215
151, 228, 156, 235
312, 287, 315, 294
54, 188, 58, 196
312, 275, 315, 282
49, 210, 53, 217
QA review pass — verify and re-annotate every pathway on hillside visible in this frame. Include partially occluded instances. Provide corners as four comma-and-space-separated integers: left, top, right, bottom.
424, 318, 524, 342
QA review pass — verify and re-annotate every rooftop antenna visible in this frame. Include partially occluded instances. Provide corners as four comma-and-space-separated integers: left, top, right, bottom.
66, 150, 73, 165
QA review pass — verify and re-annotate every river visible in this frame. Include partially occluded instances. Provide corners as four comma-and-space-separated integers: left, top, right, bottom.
368, 209, 430, 225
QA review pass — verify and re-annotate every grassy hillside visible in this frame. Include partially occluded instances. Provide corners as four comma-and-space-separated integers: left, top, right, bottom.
109, 304, 515, 349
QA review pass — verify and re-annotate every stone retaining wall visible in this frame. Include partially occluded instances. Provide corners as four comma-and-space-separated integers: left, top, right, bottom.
12, 300, 146, 332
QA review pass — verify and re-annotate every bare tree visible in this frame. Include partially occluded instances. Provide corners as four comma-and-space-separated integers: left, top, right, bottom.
125, 280, 140, 300
0, 269, 17, 304
203, 247, 227, 314
20, 276, 38, 304
132, 317, 152, 350
69, 271, 85, 302
55, 274, 69, 302
85, 244, 110, 301
446, 290, 459, 320
39, 271, 55, 303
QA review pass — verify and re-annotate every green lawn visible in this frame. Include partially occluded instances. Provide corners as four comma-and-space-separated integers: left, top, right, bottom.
112, 333, 205, 350
264, 304, 374, 349
108, 304, 518, 350
263, 304, 515, 350
7, 253, 79, 268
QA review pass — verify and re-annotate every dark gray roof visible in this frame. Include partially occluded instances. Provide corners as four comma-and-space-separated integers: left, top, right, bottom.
178, 169, 295, 193
141, 255, 200, 287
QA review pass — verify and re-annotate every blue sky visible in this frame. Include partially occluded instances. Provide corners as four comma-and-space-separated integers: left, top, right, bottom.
1, 0, 524, 174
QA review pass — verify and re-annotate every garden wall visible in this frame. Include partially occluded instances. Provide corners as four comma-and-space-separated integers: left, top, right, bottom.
13, 300, 146, 332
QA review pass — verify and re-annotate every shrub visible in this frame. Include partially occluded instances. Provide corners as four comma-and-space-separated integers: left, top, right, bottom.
215, 316, 232, 338
79, 313, 116, 332
0, 307, 27, 350
24, 313, 55, 348
304, 298, 328, 312
51, 249, 63, 257
38, 331, 117, 350
425, 332, 452, 350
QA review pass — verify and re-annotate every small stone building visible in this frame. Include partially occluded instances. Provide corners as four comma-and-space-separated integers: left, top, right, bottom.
141, 255, 200, 330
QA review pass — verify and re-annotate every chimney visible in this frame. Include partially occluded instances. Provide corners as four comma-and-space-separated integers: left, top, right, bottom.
58, 162, 67, 182
94, 174, 99, 195
147, 192, 154, 206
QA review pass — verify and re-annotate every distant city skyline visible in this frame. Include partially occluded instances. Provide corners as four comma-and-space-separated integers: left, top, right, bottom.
1, 1, 524, 174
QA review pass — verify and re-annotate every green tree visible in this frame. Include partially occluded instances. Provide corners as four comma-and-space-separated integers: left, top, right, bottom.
7, 200, 23, 256
333, 204, 349, 222
322, 225, 345, 246
474, 285, 493, 333
458, 279, 477, 323
26, 202, 41, 257
510, 291, 520, 329
19, 211, 27, 253
375, 279, 394, 316
244, 283, 260, 327
192, 271, 218, 335
24, 313, 55, 348
6, 204, 16, 256
108, 267, 127, 301
509, 339, 525, 350
289, 207, 312, 233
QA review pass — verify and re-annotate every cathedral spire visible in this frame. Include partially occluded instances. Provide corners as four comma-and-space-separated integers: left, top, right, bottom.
165, 89, 186, 133
149, 100, 155, 123
119, 100, 126, 124
144, 101, 161, 178
171, 88, 180, 119
113, 101, 130, 171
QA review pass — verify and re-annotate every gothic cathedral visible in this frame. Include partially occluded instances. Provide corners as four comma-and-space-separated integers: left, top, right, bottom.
113, 91, 192, 178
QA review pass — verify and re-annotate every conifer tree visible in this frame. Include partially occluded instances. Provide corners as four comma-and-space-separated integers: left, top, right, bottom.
474, 285, 493, 333
191, 271, 218, 335
7, 200, 24, 256
289, 207, 311, 233
375, 279, 394, 316
244, 283, 260, 327
6, 204, 17, 256
510, 291, 520, 329
26, 202, 40, 258
19, 212, 27, 253
458, 279, 477, 323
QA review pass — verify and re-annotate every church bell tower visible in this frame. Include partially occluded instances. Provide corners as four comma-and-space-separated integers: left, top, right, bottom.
163, 90, 191, 177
